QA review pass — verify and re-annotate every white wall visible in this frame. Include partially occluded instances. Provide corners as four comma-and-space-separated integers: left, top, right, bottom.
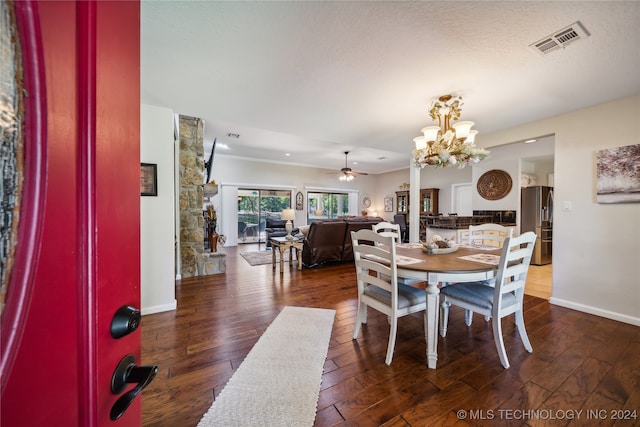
140, 104, 177, 314
480, 95, 640, 326
374, 168, 413, 222
367, 161, 475, 222
418, 166, 473, 215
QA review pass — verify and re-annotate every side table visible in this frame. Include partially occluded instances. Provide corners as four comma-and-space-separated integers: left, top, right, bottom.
269, 236, 303, 273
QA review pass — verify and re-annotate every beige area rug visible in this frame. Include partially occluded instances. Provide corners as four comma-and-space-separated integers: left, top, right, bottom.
240, 250, 297, 266
196, 306, 336, 427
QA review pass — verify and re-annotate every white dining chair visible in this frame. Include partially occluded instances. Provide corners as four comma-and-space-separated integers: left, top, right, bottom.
372, 222, 421, 286
468, 223, 513, 248
439, 231, 537, 369
460, 223, 515, 324
351, 229, 427, 365
372, 221, 401, 242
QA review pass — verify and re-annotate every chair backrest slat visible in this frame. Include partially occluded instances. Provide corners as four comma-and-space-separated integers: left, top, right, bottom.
469, 223, 513, 248
351, 229, 397, 296
493, 231, 537, 306
372, 221, 401, 243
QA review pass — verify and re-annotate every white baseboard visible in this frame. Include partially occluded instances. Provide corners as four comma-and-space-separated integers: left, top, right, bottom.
549, 297, 640, 326
175, 274, 182, 280
142, 300, 177, 315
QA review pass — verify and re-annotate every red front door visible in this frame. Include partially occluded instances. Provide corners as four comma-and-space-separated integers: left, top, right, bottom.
1, 1, 145, 426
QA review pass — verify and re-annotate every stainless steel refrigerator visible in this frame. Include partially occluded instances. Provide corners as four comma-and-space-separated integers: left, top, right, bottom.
521, 186, 553, 265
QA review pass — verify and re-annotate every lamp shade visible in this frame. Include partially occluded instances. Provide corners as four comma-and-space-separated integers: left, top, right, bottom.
453, 121, 474, 139
413, 136, 427, 150
465, 130, 478, 144
421, 126, 440, 142
281, 209, 295, 221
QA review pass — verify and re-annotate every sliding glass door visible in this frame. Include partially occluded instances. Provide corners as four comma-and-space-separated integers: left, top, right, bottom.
307, 192, 350, 224
237, 189, 291, 244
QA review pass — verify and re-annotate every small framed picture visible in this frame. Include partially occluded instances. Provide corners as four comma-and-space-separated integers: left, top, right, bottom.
384, 196, 393, 212
140, 163, 158, 196
295, 191, 304, 210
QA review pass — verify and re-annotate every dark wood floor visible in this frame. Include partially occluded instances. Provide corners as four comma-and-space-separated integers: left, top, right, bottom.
141, 245, 639, 427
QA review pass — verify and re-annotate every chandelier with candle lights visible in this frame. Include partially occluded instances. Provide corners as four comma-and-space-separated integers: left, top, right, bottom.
412, 95, 489, 168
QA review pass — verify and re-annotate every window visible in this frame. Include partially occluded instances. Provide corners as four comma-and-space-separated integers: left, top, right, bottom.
307, 192, 349, 223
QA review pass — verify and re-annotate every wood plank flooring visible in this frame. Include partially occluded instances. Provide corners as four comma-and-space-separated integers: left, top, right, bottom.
524, 264, 552, 300
141, 245, 639, 427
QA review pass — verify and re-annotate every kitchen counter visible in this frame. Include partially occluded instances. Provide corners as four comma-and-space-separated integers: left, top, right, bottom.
424, 214, 517, 243
427, 222, 517, 230
423, 215, 516, 230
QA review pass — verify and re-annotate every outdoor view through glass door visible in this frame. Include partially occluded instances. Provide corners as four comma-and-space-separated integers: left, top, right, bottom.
307, 192, 350, 224
237, 189, 291, 245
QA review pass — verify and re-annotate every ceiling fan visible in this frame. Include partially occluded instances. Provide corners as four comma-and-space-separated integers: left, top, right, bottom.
335, 151, 368, 181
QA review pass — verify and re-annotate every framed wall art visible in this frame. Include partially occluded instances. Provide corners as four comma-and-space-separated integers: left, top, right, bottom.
596, 143, 640, 203
295, 191, 304, 210
384, 196, 393, 212
140, 163, 158, 196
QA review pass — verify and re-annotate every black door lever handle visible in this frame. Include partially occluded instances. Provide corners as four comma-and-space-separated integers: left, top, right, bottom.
110, 354, 158, 421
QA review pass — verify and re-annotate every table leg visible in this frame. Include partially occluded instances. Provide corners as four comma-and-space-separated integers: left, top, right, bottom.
296, 247, 302, 270
425, 278, 440, 369
289, 246, 293, 265
279, 246, 285, 273
272, 245, 276, 270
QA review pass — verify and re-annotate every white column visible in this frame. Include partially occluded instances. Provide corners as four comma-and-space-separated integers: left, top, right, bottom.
409, 161, 421, 242
220, 184, 239, 245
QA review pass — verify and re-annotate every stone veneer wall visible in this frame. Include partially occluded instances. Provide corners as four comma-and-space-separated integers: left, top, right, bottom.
178, 115, 226, 278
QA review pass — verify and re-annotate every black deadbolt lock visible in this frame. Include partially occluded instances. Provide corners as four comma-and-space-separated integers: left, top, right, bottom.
111, 305, 141, 339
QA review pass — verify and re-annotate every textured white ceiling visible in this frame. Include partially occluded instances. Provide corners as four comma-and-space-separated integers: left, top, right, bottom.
141, 1, 640, 174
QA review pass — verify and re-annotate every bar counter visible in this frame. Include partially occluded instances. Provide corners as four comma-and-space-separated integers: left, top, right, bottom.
422, 214, 517, 242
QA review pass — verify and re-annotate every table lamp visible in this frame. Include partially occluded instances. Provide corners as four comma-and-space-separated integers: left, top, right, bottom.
281, 208, 296, 240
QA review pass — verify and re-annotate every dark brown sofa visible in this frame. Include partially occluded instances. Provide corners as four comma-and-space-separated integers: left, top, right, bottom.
301, 217, 382, 268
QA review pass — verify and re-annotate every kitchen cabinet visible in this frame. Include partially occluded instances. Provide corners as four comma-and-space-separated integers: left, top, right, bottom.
426, 225, 516, 245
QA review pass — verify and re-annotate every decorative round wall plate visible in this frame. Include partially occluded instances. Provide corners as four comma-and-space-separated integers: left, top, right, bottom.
477, 169, 513, 200
361, 196, 371, 208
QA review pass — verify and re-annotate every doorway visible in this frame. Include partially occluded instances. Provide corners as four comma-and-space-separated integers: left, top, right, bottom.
237, 189, 291, 246
451, 183, 473, 216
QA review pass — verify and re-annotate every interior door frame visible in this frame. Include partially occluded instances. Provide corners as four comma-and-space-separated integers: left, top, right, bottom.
451, 182, 473, 216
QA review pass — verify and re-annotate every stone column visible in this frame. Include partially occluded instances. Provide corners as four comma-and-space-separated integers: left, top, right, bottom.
177, 115, 227, 278
178, 115, 205, 278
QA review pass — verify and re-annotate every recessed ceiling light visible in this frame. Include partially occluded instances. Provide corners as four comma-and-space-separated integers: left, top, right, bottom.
216, 142, 230, 149
226, 132, 240, 138
524, 139, 537, 144
285, 153, 291, 156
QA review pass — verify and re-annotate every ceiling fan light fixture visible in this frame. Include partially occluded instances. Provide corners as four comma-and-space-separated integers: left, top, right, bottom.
336, 151, 366, 180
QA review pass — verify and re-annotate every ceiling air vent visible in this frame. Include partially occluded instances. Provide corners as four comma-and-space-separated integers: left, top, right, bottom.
529, 21, 590, 55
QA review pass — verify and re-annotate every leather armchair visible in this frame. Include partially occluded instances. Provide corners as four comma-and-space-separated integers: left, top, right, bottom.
265, 218, 298, 247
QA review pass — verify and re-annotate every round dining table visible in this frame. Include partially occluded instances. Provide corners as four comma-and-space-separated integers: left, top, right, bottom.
393, 243, 502, 369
